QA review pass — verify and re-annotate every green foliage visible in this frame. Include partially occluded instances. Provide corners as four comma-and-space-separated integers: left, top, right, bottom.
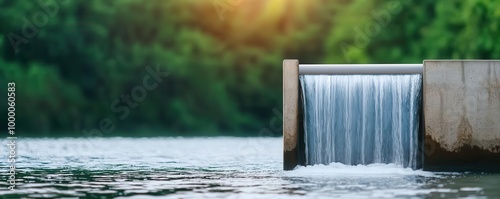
325, 0, 500, 63
1, 0, 499, 136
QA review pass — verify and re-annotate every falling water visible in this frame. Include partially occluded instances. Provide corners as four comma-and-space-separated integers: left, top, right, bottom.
300, 75, 422, 169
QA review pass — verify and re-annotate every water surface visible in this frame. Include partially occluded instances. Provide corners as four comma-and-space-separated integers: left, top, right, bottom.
0, 137, 499, 198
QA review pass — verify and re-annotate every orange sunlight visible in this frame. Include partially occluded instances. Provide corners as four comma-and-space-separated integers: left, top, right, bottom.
205, 0, 320, 46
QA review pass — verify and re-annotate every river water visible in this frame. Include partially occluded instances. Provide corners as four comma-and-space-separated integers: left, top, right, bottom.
0, 137, 499, 198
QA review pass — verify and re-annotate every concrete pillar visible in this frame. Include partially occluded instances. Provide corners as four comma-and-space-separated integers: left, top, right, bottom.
423, 60, 500, 171
283, 59, 299, 170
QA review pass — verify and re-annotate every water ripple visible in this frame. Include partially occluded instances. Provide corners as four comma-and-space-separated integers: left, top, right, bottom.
0, 137, 498, 198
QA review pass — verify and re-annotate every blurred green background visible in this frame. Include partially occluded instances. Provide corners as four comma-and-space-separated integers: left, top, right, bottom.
1, 0, 499, 137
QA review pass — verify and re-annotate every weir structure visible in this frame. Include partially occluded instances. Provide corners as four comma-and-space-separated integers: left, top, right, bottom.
283, 59, 500, 171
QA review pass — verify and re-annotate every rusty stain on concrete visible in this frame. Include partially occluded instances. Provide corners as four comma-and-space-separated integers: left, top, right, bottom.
455, 117, 473, 151
424, 60, 500, 154
424, 60, 500, 170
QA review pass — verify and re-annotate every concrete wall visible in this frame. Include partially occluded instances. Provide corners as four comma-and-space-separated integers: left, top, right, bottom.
283, 59, 299, 170
423, 60, 500, 171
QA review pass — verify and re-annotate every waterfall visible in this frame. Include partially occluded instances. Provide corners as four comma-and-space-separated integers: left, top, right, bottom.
299, 75, 422, 169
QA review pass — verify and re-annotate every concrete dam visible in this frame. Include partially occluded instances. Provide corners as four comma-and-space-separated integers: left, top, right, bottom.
283, 60, 500, 171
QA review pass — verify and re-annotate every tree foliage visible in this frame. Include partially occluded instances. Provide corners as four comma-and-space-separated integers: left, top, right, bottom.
1, 0, 499, 136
